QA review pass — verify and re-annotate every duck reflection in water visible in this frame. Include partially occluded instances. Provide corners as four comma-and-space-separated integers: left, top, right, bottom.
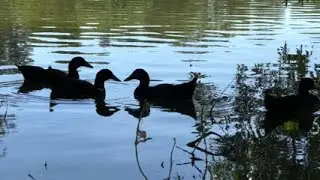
95, 100, 120, 117
18, 80, 47, 93
125, 100, 150, 119
263, 78, 320, 134
49, 99, 120, 117
125, 98, 197, 120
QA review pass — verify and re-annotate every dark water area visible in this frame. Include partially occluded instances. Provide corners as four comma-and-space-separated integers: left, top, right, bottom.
1, 0, 320, 179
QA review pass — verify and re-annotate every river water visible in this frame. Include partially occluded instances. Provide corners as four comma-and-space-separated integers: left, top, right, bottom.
0, 0, 320, 179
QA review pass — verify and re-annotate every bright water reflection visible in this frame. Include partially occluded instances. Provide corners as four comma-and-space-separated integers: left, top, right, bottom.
0, 0, 320, 179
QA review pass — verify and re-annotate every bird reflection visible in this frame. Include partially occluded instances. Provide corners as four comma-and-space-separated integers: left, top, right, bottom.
153, 99, 197, 120
263, 104, 318, 135
263, 110, 316, 135
125, 98, 197, 120
49, 98, 120, 117
125, 100, 150, 119
18, 80, 47, 93
95, 100, 120, 117
263, 78, 320, 134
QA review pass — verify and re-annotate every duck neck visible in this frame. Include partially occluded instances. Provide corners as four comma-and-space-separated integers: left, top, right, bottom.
68, 65, 79, 79
139, 77, 150, 88
94, 78, 105, 90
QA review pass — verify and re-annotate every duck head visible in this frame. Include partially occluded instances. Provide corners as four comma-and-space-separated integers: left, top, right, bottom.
69, 56, 93, 70
124, 69, 150, 85
94, 69, 121, 88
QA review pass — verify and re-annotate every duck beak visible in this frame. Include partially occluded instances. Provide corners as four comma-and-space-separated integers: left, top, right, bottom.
111, 74, 121, 82
84, 62, 93, 68
124, 74, 134, 82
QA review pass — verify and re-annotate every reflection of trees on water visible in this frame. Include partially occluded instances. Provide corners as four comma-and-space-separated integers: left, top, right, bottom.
283, 0, 313, 6
0, 1, 31, 66
205, 42, 320, 179
0, 23, 31, 65
0, 0, 297, 71
0, 97, 15, 135
0, 2, 21, 156
0, 21, 31, 66
0, 0, 315, 68
0, 98, 16, 159
160, 42, 320, 179
0, 0, 288, 56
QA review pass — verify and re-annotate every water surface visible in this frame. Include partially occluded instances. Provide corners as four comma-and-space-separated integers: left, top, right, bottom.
0, 0, 320, 179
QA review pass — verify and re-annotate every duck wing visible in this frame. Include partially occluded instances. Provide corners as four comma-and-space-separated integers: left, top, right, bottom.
148, 77, 197, 99
47, 67, 81, 79
47, 67, 67, 77
264, 93, 297, 111
50, 78, 98, 100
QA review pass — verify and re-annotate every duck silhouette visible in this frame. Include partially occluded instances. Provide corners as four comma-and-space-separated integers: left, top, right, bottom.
16, 56, 93, 83
124, 68, 198, 100
49, 69, 121, 100
264, 78, 319, 133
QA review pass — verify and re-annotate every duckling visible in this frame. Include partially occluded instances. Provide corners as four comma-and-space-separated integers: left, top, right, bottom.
50, 69, 120, 100
16, 56, 93, 82
264, 78, 319, 131
124, 68, 197, 100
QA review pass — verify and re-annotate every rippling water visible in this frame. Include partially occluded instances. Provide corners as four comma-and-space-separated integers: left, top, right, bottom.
0, 0, 320, 179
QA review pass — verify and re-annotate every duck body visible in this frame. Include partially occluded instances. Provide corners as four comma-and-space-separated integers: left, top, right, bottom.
134, 80, 197, 100
264, 78, 319, 132
50, 78, 102, 100
49, 69, 120, 100
265, 93, 317, 119
124, 68, 197, 100
16, 56, 93, 84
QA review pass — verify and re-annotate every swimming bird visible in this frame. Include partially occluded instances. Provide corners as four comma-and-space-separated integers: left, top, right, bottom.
16, 56, 93, 83
49, 69, 121, 100
124, 68, 197, 100
264, 78, 319, 132
264, 78, 318, 112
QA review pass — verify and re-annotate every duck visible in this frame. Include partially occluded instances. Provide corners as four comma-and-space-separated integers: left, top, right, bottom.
16, 56, 93, 83
124, 68, 198, 100
49, 69, 121, 100
264, 78, 319, 131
